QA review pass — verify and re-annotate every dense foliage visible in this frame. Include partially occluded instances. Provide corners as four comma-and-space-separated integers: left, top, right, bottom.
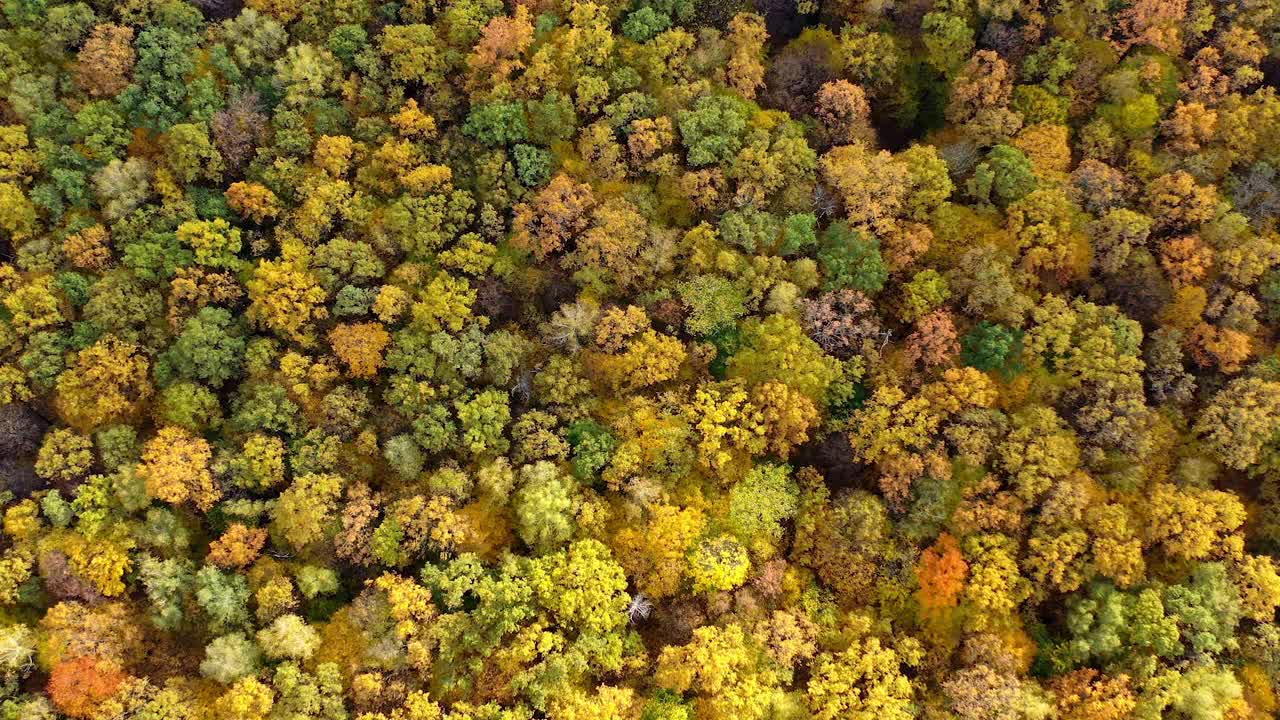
3, 0, 1280, 718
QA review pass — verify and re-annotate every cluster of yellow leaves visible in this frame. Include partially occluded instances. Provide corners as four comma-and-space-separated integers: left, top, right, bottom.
686, 381, 768, 479
962, 534, 1031, 632
1234, 554, 1280, 622
233, 434, 287, 491
1085, 502, 1146, 587
219, 677, 275, 720
374, 573, 438, 671
656, 624, 780, 720
410, 273, 476, 334
55, 336, 152, 431
751, 381, 819, 458
59, 529, 135, 597
807, 633, 916, 720
729, 315, 843, 403
588, 311, 687, 393
356, 691, 444, 720
208, 524, 270, 568
329, 322, 392, 380
850, 367, 997, 465
386, 494, 474, 561
0, 549, 32, 604
247, 256, 329, 346
138, 427, 221, 510
612, 504, 705, 599
1143, 482, 1246, 561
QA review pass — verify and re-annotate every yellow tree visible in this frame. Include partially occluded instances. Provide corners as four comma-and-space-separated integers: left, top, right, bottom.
1142, 483, 1245, 562
612, 504, 705, 599
272, 473, 346, 551
807, 631, 916, 720
138, 427, 221, 511
752, 381, 820, 459
246, 255, 329, 346
685, 381, 768, 480
655, 624, 780, 720
54, 336, 152, 431
1196, 378, 1280, 470
726, 14, 768, 99
962, 533, 1032, 632
818, 142, 908, 230
329, 323, 391, 380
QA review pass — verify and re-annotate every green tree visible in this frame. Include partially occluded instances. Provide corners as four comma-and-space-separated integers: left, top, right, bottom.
195, 566, 251, 633
678, 275, 747, 336
380, 24, 446, 84
160, 307, 246, 388
1163, 563, 1243, 657
971, 144, 1037, 205
456, 389, 511, 456
463, 102, 528, 146
727, 463, 798, 551
512, 461, 577, 553
818, 222, 888, 294
138, 556, 195, 630
677, 95, 750, 167
118, 27, 200, 130
921, 11, 974, 74
200, 633, 262, 685
961, 321, 1024, 376
164, 123, 224, 184
623, 7, 670, 42
271, 473, 345, 551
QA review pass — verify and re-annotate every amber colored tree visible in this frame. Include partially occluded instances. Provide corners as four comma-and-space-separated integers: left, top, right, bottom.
726, 14, 768, 99
138, 427, 221, 511
75, 24, 134, 97
63, 226, 112, 271
55, 336, 153, 432
946, 50, 1022, 144
1050, 669, 1136, 720
329, 323, 391, 380
815, 80, 873, 145
818, 142, 907, 229
903, 308, 960, 368
48, 657, 128, 719
1115, 0, 1188, 54
917, 533, 968, 612
1188, 323, 1253, 374
1145, 171, 1218, 231
510, 174, 595, 260
468, 6, 534, 87
208, 524, 270, 569
226, 182, 281, 224
569, 197, 649, 287
613, 504, 705, 599
1159, 235, 1213, 286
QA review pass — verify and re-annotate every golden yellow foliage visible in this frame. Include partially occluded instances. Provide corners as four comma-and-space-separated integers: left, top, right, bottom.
138, 427, 221, 510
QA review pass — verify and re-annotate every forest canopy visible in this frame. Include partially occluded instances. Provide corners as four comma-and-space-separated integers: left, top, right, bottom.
2, 0, 1280, 718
